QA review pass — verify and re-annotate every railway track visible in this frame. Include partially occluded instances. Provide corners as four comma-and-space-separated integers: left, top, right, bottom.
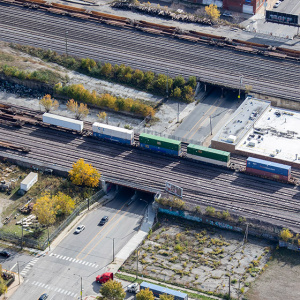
0, 123, 300, 232
0, 4, 300, 101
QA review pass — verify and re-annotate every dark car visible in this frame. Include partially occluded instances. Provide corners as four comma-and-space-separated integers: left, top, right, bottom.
38, 293, 48, 300
0, 250, 11, 258
99, 216, 109, 226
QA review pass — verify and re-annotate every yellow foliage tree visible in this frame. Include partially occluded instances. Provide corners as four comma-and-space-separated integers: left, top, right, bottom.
205, 4, 220, 21
280, 228, 293, 241
136, 288, 154, 300
33, 192, 56, 226
100, 279, 126, 300
66, 99, 89, 120
159, 295, 174, 300
39, 94, 59, 112
97, 111, 107, 123
69, 158, 101, 187
53, 192, 75, 216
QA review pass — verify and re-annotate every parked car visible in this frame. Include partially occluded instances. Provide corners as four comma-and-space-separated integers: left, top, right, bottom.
74, 225, 85, 234
127, 283, 139, 293
0, 250, 11, 258
96, 272, 113, 283
99, 216, 108, 226
273, 1, 281, 7
38, 293, 48, 300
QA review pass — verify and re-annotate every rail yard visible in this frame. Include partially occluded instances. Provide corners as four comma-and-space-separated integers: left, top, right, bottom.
1, 1, 300, 102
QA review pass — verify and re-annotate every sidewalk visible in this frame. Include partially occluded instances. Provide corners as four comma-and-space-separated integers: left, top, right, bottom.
0, 271, 23, 300
106, 203, 156, 274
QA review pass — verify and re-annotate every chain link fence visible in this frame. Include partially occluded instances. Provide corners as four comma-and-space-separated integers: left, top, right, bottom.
0, 190, 105, 250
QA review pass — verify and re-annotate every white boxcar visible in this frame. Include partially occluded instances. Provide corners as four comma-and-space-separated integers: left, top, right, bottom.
92, 122, 134, 145
43, 113, 83, 132
20, 172, 38, 192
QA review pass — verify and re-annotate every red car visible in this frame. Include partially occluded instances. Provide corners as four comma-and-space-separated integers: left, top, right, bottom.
96, 272, 113, 283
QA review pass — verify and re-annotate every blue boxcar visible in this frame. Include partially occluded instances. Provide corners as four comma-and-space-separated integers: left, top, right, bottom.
140, 282, 188, 300
140, 143, 181, 156
246, 157, 291, 177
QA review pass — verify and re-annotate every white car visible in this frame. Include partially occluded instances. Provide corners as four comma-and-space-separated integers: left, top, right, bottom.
74, 225, 85, 234
273, 1, 281, 8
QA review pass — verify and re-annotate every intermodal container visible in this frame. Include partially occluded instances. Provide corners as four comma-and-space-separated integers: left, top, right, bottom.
246, 157, 291, 177
139, 133, 181, 156
43, 113, 83, 132
92, 122, 134, 145
140, 282, 188, 300
246, 167, 290, 182
187, 144, 230, 166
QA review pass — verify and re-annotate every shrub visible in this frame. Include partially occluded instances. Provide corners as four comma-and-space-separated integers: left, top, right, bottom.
205, 206, 215, 216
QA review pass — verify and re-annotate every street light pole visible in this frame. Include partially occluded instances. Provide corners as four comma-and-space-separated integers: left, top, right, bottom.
238, 75, 243, 99
21, 218, 24, 250
113, 238, 115, 262
177, 102, 180, 123
17, 262, 20, 285
136, 249, 139, 279
210, 116, 212, 135
80, 276, 83, 300
47, 226, 50, 251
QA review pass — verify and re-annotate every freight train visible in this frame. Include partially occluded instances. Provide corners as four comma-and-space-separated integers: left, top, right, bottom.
42, 113, 295, 183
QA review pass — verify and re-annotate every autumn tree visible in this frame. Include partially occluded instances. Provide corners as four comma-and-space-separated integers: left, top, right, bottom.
280, 228, 293, 242
173, 87, 182, 99
182, 85, 194, 103
159, 294, 174, 300
97, 111, 107, 123
33, 192, 56, 226
80, 58, 97, 72
136, 288, 155, 300
39, 94, 59, 112
66, 99, 89, 120
53, 192, 75, 216
99, 280, 125, 300
205, 4, 220, 21
173, 76, 185, 90
69, 158, 101, 187
101, 63, 113, 78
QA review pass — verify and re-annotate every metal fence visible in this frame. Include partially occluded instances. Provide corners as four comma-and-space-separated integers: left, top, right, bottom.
0, 190, 105, 250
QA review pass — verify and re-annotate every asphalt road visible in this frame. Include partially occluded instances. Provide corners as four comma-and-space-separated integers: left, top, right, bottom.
9, 190, 148, 300
174, 90, 239, 144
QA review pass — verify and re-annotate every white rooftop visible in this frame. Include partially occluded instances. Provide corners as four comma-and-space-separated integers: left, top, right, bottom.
93, 122, 134, 134
236, 107, 300, 165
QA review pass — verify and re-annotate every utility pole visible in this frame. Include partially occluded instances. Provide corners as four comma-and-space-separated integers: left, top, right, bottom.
177, 102, 180, 123
80, 276, 83, 300
166, 69, 169, 99
21, 218, 24, 250
113, 238, 115, 262
87, 198, 90, 211
47, 226, 50, 251
238, 75, 243, 99
210, 116, 212, 135
65, 30, 69, 56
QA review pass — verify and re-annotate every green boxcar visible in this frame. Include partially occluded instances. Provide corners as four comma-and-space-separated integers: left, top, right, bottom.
187, 144, 230, 163
139, 133, 181, 151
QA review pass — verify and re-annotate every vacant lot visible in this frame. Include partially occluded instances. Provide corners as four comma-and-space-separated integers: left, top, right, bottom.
246, 248, 300, 300
0, 161, 96, 243
122, 216, 272, 299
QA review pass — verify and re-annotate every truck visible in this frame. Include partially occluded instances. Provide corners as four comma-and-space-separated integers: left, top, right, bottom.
96, 272, 113, 284
127, 283, 139, 293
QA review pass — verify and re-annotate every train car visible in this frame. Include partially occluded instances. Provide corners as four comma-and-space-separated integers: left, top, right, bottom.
246, 157, 291, 181
92, 122, 134, 145
140, 282, 188, 300
187, 144, 230, 167
139, 133, 181, 156
42, 113, 83, 132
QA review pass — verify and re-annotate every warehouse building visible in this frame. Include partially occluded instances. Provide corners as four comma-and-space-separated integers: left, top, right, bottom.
211, 97, 300, 167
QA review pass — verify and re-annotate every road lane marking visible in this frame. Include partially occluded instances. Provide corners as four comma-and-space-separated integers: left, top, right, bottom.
76, 201, 129, 260
80, 206, 132, 260
182, 98, 220, 139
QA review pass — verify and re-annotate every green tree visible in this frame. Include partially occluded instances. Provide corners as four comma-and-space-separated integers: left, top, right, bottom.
81, 58, 97, 72
69, 158, 101, 187
182, 85, 194, 102
136, 288, 154, 300
33, 192, 56, 226
205, 206, 215, 216
101, 63, 113, 78
173, 87, 182, 99
205, 4, 220, 21
132, 69, 145, 86
143, 71, 155, 90
173, 76, 185, 90
154, 74, 173, 95
0, 265, 7, 295
115, 97, 125, 111
187, 76, 197, 89
39, 94, 59, 112
99, 279, 126, 300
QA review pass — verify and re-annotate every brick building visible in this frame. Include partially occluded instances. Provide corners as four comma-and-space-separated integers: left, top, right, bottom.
223, 0, 266, 14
